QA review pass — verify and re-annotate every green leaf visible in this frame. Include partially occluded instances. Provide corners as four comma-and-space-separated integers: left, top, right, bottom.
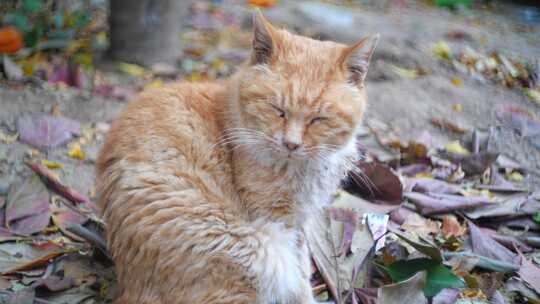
424, 263, 465, 297
383, 258, 465, 298
22, 0, 43, 13
534, 211, 540, 223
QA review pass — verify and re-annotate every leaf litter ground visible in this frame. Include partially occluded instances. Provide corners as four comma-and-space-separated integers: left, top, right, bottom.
1, 1, 540, 304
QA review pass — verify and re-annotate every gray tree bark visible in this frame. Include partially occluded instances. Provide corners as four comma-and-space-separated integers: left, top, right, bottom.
109, 0, 187, 66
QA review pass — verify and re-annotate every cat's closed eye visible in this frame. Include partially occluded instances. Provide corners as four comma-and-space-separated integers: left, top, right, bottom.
309, 117, 327, 125
271, 104, 286, 118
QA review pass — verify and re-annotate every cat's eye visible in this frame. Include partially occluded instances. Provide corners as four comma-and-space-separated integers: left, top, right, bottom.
309, 117, 327, 125
271, 104, 286, 118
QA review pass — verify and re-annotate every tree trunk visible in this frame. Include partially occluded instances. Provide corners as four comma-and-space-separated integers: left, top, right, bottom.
109, 0, 187, 66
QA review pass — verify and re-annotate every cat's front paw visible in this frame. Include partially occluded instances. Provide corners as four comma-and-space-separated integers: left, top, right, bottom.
251, 223, 314, 304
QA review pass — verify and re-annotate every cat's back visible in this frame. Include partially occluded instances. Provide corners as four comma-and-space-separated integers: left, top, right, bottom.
98, 81, 225, 169
96, 81, 235, 216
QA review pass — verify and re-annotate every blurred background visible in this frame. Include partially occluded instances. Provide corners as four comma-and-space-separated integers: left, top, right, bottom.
0, 1, 540, 303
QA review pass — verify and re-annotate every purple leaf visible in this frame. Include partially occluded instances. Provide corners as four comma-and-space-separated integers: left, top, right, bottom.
465, 195, 539, 219
410, 178, 461, 194
480, 228, 533, 253
404, 192, 489, 215
6, 175, 50, 235
17, 114, 81, 149
469, 222, 518, 264
518, 253, 540, 295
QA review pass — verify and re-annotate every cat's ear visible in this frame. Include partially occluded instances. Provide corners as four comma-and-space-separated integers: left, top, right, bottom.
340, 34, 379, 86
251, 10, 278, 65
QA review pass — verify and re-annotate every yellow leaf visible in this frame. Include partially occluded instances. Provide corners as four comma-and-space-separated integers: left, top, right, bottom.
451, 77, 462, 86
68, 143, 85, 160
118, 62, 146, 77
41, 159, 63, 169
144, 79, 164, 90
390, 64, 418, 79
414, 172, 433, 179
433, 41, 451, 60
452, 103, 463, 112
525, 89, 540, 106
444, 141, 470, 155
506, 171, 524, 182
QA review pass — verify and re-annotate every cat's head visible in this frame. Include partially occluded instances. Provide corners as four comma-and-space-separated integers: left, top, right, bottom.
231, 11, 378, 165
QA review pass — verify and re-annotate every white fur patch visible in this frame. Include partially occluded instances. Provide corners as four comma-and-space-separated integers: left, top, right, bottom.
250, 222, 307, 304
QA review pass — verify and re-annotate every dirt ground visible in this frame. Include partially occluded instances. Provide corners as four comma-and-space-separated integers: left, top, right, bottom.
1, 0, 540, 196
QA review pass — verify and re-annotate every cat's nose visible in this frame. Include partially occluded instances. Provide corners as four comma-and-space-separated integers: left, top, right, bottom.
284, 141, 300, 151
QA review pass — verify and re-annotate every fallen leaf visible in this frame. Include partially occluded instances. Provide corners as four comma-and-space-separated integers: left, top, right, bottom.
366, 213, 389, 252
27, 162, 89, 204
51, 199, 88, 242
505, 277, 540, 302
249, 0, 277, 8
118, 62, 146, 77
506, 171, 524, 182
0, 26, 23, 54
452, 103, 463, 112
31, 275, 76, 292
442, 215, 466, 238
431, 118, 467, 134
378, 271, 427, 304
390, 64, 420, 79
17, 114, 81, 149
392, 230, 443, 262
525, 88, 540, 106
344, 162, 403, 203
305, 204, 374, 301
0, 242, 67, 274
5, 175, 50, 235
41, 159, 63, 169
381, 258, 465, 297
328, 207, 357, 256
480, 228, 533, 253
517, 251, 540, 295
410, 178, 461, 194
67, 143, 85, 160
433, 41, 451, 60
451, 78, 463, 86
401, 213, 440, 238
464, 195, 538, 219
2, 55, 23, 80
469, 222, 517, 264
405, 192, 489, 215
444, 141, 470, 155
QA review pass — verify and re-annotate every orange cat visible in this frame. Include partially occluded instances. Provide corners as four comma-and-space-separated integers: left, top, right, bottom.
96, 11, 378, 304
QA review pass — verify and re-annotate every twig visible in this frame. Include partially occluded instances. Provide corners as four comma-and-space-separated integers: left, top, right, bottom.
66, 224, 111, 260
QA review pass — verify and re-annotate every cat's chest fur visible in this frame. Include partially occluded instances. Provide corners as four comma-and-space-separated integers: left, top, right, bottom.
233, 138, 356, 228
